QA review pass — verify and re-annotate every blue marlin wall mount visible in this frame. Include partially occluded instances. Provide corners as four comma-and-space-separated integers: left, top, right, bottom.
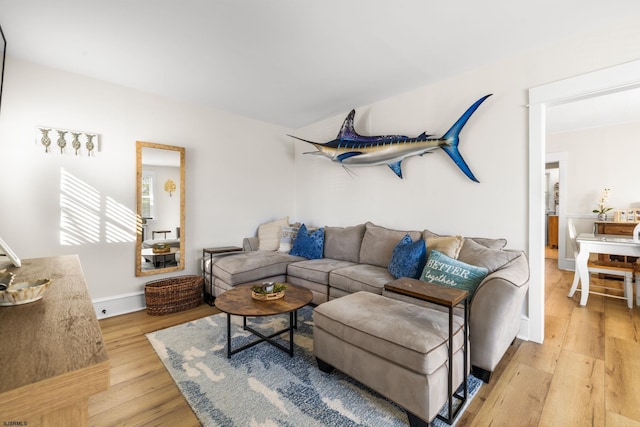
289, 94, 492, 182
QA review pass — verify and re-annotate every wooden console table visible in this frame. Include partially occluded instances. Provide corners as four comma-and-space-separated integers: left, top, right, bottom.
0, 255, 109, 425
594, 221, 639, 266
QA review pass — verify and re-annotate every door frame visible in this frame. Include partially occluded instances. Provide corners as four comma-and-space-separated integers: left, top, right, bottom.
528, 59, 640, 343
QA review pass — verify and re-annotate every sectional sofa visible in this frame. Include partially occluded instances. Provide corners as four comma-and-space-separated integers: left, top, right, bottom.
205, 220, 529, 382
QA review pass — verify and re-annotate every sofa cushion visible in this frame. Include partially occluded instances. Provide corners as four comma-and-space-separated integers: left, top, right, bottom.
329, 263, 395, 294
290, 224, 325, 259
425, 235, 464, 259
323, 223, 365, 263
457, 238, 520, 273
423, 229, 506, 250
388, 234, 427, 279
468, 237, 507, 250
211, 251, 304, 285
359, 222, 422, 268
258, 217, 289, 251
420, 249, 488, 299
288, 258, 357, 285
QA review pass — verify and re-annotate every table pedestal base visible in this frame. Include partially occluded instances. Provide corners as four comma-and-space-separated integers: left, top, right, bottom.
226, 311, 298, 358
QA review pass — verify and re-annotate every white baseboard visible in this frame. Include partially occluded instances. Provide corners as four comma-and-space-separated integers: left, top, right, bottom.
93, 291, 146, 319
517, 314, 533, 342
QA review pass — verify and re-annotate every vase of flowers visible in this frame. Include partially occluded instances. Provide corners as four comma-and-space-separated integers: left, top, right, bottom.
593, 188, 613, 221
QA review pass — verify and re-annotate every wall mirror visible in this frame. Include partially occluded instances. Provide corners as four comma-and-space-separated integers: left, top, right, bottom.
135, 141, 185, 276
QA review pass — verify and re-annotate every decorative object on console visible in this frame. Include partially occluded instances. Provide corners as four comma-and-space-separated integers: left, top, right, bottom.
288, 94, 491, 182
0, 270, 52, 306
36, 127, 100, 156
289, 224, 325, 259
592, 187, 612, 221
388, 233, 427, 279
0, 269, 13, 291
614, 208, 640, 222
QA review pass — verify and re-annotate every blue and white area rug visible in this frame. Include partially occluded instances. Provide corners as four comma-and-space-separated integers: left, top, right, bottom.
147, 306, 482, 426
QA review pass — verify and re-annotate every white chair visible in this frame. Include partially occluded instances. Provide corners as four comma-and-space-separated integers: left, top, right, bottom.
567, 218, 633, 308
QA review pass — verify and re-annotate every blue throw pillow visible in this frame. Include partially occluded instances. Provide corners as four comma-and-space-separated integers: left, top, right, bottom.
289, 224, 325, 259
420, 249, 489, 299
388, 234, 427, 279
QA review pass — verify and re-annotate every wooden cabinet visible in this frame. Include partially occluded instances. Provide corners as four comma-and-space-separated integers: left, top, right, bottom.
0, 255, 109, 425
547, 215, 559, 248
595, 221, 639, 264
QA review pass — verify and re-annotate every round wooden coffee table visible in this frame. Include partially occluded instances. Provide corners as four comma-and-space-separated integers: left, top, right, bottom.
214, 283, 313, 358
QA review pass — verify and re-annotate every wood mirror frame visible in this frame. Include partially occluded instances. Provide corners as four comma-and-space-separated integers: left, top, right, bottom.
135, 141, 185, 277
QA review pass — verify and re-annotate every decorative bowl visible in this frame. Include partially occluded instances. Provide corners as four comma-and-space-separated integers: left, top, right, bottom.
0, 269, 15, 291
0, 278, 53, 306
152, 243, 171, 253
251, 290, 285, 301
251, 282, 287, 301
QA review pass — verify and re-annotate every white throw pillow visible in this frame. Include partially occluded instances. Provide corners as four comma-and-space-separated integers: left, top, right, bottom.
258, 217, 289, 251
278, 225, 300, 253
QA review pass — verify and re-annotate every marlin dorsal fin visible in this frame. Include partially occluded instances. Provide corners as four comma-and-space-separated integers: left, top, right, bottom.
337, 110, 360, 139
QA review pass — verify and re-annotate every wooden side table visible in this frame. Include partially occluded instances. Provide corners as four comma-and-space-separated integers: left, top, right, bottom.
385, 278, 469, 425
152, 230, 171, 239
202, 246, 243, 305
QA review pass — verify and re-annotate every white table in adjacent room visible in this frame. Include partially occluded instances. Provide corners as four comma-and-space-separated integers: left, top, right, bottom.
573, 233, 640, 306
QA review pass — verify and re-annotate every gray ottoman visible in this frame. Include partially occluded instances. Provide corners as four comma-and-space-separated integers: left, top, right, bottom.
313, 291, 466, 426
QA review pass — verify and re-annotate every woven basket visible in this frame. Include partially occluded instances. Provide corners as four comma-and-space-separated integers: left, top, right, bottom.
145, 275, 203, 315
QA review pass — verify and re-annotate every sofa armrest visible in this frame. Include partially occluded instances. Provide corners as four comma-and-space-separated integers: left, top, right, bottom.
469, 251, 529, 373
243, 237, 259, 251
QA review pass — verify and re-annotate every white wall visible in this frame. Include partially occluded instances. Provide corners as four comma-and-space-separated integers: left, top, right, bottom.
294, 17, 640, 246
0, 57, 296, 306
547, 122, 640, 259
548, 122, 640, 215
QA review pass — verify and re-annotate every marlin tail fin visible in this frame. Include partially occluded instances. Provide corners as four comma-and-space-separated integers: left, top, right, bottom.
440, 94, 492, 183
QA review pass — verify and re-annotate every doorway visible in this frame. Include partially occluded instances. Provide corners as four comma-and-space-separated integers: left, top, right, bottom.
528, 59, 640, 344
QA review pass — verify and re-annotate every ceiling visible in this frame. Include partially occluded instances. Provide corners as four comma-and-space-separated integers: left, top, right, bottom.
1, 1, 640, 129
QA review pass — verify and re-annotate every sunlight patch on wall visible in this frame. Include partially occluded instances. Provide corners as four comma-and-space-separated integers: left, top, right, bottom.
60, 168, 136, 245
106, 196, 137, 243
60, 168, 100, 245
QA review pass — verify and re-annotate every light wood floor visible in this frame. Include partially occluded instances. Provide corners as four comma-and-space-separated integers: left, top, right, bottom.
88, 261, 640, 426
